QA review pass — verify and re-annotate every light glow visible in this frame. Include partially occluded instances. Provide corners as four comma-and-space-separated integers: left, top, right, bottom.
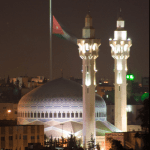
8, 110, 11, 113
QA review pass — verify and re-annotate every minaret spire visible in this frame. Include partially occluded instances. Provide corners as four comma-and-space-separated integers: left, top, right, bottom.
109, 14, 132, 132
77, 13, 101, 149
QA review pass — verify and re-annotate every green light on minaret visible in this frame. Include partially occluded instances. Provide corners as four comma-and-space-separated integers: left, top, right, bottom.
126, 74, 134, 80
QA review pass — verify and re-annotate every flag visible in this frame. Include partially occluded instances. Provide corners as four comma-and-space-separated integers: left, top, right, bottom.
53, 16, 77, 44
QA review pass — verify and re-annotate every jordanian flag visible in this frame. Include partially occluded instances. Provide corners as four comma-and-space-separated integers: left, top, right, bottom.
53, 16, 77, 44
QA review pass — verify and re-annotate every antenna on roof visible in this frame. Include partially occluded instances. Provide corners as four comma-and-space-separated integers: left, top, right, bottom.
88, 0, 91, 14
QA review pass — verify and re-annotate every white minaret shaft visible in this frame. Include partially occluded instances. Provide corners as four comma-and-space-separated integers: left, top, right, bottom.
77, 13, 101, 149
109, 16, 132, 131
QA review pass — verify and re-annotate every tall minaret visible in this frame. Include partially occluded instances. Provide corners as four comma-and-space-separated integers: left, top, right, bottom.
109, 15, 132, 131
77, 13, 101, 148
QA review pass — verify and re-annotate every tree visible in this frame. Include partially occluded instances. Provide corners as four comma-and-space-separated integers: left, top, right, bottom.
107, 138, 133, 150
135, 98, 149, 150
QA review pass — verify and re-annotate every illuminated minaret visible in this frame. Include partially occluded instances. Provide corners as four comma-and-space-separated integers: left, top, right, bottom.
77, 13, 101, 148
109, 15, 132, 131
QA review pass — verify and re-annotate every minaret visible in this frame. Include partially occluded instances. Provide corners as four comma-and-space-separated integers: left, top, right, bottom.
77, 13, 101, 148
109, 15, 132, 131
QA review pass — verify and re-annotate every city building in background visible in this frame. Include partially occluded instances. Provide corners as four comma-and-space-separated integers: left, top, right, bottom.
0, 125, 44, 150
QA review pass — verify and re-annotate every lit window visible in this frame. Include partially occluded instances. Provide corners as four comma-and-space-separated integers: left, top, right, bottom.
106, 95, 109, 98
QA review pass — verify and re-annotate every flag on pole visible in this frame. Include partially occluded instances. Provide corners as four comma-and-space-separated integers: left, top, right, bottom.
53, 16, 77, 44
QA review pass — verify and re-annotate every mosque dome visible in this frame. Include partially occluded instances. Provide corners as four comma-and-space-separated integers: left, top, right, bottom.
18, 78, 106, 124
17, 78, 121, 138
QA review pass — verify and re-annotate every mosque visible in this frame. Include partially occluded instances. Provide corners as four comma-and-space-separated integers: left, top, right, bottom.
18, 11, 131, 149
17, 78, 121, 148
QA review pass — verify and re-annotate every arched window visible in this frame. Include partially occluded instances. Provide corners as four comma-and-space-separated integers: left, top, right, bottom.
31, 112, 33, 118
23, 112, 24, 117
38, 112, 40, 118
75, 112, 78, 118
62, 112, 65, 118
49, 112, 52, 118
34, 112, 36, 118
80, 112, 82, 118
97, 112, 98, 117
58, 112, 61, 118
45, 112, 48, 118
54, 112, 57, 118
67, 112, 70, 118
28, 112, 30, 118
71, 112, 74, 118
25, 112, 27, 118
41, 112, 44, 118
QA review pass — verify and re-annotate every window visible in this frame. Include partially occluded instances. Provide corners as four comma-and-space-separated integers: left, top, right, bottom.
31, 112, 33, 118
62, 112, 65, 118
41, 112, 44, 118
3, 107, 6, 109
23, 135, 27, 140
19, 135, 21, 139
80, 112, 82, 118
25, 112, 27, 118
16, 135, 17, 139
28, 112, 30, 117
71, 112, 74, 118
54, 112, 57, 118
45, 112, 48, 118
75, 112, 78, 118
58, 112, 61, 118
67, 112, 70, 118
15, 111, 17, 114
1, 137, 5, 141
49, 112, 52, 118
31, 136, 35, 139
97, 112, 98, 117
34, 112, 36, 118
101, 89, 105, 92
37, 135, 39, 139
38, 112, 40, 118
23, 112, 24, 117
20, 112, 22, 117
99, 112, 101, 117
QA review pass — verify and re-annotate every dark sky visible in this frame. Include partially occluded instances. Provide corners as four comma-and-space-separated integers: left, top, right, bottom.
0, 0, 149, 83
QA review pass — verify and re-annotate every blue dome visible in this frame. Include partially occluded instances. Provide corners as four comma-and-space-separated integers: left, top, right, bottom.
18, 78, 107, 124
18, 78, 106, 108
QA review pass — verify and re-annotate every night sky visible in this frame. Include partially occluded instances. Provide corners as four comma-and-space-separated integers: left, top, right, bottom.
0, 0, 149, 83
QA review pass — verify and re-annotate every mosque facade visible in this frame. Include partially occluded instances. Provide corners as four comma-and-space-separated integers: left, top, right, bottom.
17, 78, 121, 149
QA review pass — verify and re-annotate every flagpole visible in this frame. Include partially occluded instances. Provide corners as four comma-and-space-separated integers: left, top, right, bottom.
49, 0, 52, 81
